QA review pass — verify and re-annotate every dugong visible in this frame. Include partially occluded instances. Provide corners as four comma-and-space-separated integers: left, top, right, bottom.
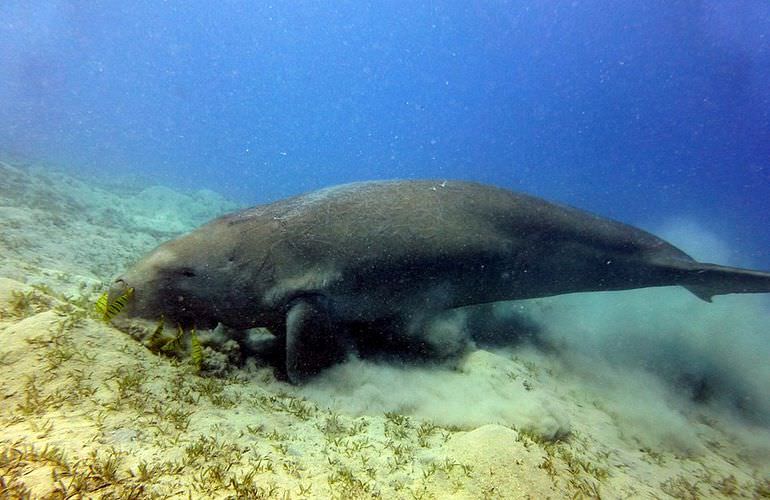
110, 180, 770, 382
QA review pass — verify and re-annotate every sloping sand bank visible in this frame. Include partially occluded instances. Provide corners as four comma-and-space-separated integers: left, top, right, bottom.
1, 160, 768, 498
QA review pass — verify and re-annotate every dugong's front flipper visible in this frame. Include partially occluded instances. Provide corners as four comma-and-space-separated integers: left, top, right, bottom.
285, 296, 347, 384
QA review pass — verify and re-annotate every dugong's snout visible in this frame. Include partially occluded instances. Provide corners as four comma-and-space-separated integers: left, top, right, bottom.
108, 270, 221, 330
108, 277, 129, 299
106, 246, 179, 321
107, 263, 168, 320
106, 276, 142, 320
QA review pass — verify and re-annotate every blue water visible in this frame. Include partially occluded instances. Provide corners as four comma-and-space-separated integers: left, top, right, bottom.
2, 1, 769, 265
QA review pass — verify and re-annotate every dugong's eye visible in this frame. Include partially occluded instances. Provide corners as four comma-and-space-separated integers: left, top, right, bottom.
179, 268, 197, 278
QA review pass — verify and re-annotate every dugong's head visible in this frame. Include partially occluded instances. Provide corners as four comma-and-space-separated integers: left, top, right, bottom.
108, 223, 247, 330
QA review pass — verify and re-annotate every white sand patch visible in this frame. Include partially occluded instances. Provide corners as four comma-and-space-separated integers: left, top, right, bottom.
300, 350, 571, 440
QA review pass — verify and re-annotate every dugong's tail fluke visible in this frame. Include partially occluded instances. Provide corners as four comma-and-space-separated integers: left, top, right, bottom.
675, 262, 770, 302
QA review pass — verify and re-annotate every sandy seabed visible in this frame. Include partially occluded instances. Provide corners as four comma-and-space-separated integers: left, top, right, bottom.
0, 159, 768, 499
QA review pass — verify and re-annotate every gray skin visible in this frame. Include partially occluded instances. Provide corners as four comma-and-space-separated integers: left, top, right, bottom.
110, 180, 770, 383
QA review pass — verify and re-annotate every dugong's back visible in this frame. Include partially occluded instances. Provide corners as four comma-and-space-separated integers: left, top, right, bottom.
204, 179, 719, 316
221, 180, 665, 272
